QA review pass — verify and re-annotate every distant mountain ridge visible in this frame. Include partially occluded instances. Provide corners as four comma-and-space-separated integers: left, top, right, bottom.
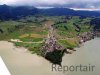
0, 5, 100, 20
0, 5, 38, 20
38, 8, 100, 17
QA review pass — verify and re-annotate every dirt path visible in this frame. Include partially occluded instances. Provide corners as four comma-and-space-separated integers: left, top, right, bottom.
10, 39, 44, 44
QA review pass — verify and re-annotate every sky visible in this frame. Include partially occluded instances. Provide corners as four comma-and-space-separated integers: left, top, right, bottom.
0, 0, 100, 9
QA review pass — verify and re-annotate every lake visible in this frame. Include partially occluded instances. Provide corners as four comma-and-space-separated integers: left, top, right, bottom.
0, 38, 100, 75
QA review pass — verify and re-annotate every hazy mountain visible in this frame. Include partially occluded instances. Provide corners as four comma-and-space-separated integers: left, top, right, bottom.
38, 8, 100, 17
0, 5, 100, 20
0, 5, 38, 20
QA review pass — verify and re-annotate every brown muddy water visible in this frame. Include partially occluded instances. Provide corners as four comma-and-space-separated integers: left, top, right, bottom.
0, 38, 100, 75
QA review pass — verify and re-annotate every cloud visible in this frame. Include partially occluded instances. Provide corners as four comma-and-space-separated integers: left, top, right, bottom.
0, 0, 67, 6
0, 0, 100, 9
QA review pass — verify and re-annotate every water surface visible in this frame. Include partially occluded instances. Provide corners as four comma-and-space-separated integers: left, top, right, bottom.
0, 38, 100, 75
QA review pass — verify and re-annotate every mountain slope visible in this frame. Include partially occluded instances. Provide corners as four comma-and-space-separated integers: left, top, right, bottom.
39, 8, 100, 17
0, 5, 38, 20
0, 5, 100, 20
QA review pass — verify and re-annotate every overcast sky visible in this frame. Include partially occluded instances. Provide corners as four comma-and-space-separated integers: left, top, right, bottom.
0, 0, 100, 9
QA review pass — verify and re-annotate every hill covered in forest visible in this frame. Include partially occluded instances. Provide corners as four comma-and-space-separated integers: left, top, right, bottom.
0, 5, 100, 20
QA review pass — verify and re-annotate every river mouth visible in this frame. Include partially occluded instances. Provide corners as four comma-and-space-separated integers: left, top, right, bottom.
0, 38, 100, 75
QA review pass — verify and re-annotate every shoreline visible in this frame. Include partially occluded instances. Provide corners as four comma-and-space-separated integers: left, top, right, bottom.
0, 31, 99, 66
0, 38, 100, 75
